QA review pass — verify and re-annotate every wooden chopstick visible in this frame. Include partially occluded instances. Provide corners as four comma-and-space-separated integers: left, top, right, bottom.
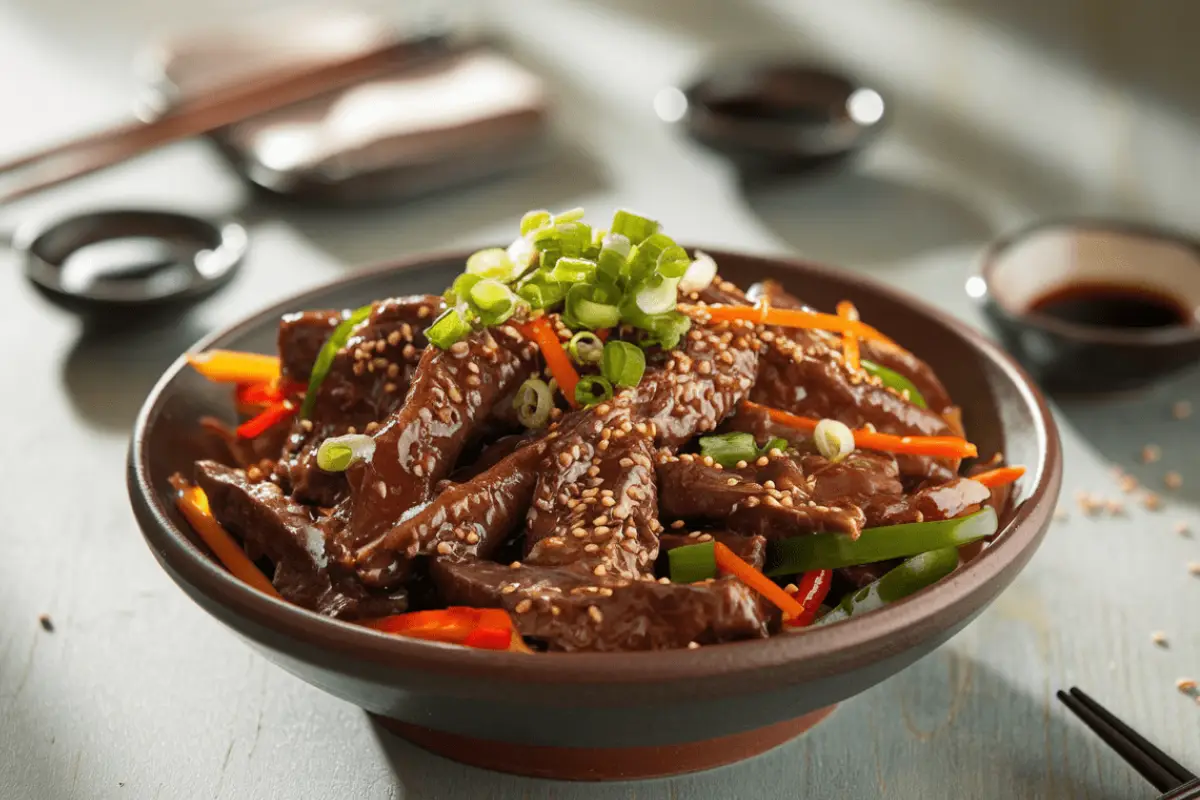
1056, 687, 1197, 792
0, 32, 448, 205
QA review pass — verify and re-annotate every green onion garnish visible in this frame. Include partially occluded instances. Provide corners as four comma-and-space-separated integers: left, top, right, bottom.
634, 274, 680, 315
465, 248, 514, 280
567, 331, 604, 365
520, 209, 552, 236
564, 284, 621, 330
549, 257, 596, 283
698, 432, 788, 468
574, 375, 614, 407
427, 306, 474, 349
469, 279, 519, 326
610, 209, 660, 245
513, 377, 554, 429
631, 309, 691, 350
668, 541, 717, 583
517, 274, 568, 310
601, 341, 646, 388
679, 250, 717, 293
861, 360, 928, 408
813, 418, 855, 463
301, 304, 373, 418
553, 207, 585, 224
626, 232, 674, 281
316, 433, 376, 472
655, 244, 691, 279
597, 233, 631, 280
445, 273, 482, 305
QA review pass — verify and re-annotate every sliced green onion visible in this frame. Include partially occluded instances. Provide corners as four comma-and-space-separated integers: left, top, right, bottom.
564, 283, 621, 330
520, 209, 552, 236
764, 437, 788, 455
553, 207, 585, 224
597, 233, 631, 280
444, 273, 482, 305
316, 433, 376, 472
765, 507, 998, 576
301, 304, 373, 418
601, 340, 646, 388
624, 305, 691, 350
574, 375, 614, 407
814, 418, 855, 463
818, 547, 959, 626
626, 232, 675, 281
506, 236, 538, 280
549, 256, 596, 283
610, 209, 660, 245
679, 250, 717, 293
568, 331, 604, 365
465, 248, 514, 280
634, 274, 680, 314
426, 306, 474, 349
699, 432, 759, 468
668, 541, 717, 583
468, 279, 518, 325
514, 377, 554, 429
655, 244, 691, 279
591, 227, 608, 247
861, 360, 928, 408
517, 273, 568, 310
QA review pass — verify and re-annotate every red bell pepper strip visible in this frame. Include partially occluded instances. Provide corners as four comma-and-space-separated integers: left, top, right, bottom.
786, 569, 833, 628
362, 607, 522, 652
236, 400, 296, 439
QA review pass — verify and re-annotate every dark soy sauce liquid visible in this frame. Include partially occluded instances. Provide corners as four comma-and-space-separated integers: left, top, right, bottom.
1030, 282, 1192, 329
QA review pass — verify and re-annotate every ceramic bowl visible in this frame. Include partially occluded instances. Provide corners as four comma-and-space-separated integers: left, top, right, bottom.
975, 219, 1200, 393
127, 249, 1061, 780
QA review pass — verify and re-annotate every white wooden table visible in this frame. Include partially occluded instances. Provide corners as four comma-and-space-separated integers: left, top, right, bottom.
1, 2, 1197, 798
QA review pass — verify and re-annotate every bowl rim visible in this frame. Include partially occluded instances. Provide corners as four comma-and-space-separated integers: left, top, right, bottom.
128, 247, 1062, 690
976, 216, 1200, 347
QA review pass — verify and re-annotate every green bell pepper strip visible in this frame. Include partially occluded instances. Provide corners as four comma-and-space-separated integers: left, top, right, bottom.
764, 506, 997, 576
860, 359, 927, 408
668, 541, 716, 583
300, 304, 373, 418
816, 547, 960, 625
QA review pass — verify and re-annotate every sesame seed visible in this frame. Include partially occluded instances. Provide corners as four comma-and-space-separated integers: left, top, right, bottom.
592, 515, 608, 526
587, 465, 601, 477
726, 478, 739, 486
584, 544, 600, 553
755, 456, 769, 467
510, 561, 522, 569
745, 496, 760, 507
1143, 492, 1163, 511
763, 480, 776, 490
450, 342, 470, 356
619, 458, 634, 468
593, 565, 607, 576
384, 382, 398, 393
1142, 444, 1162, 463
658, 577, 671, 585
466, 531, 479, 544
246, 466, 262, 481
1151, 631, 1168, 647
346, 426, 358, 435
588, 606, 604, 623
436, 542, 452, 555
671, 520, 685, 529
1177, 678, 1197, 694
501, 584, 517, 594
601, 496, 616, 507
1165, 472, 1183, 489
300, 419, 314, 432
559, 452, 573, 467
687, 641, 701, 650
402, 344, 416, 359
418, 306, 431, 318
1119, 474, 1139, 493
376, 481, 388, 498
515, 599, 533, 613
1174, 521, 1191, 536
387, 331, 402, 346
1187, 562, 1200, 576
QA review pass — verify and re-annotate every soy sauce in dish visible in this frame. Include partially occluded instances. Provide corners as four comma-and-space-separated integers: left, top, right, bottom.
1029, 282, 1192, 329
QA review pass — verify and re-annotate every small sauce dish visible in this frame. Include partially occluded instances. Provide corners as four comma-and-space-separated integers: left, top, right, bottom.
972, 220, 1200, 393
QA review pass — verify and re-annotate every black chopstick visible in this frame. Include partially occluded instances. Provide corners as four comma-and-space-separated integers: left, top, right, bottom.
1160, 779, 1200, 800
1056, 687, 1197, 793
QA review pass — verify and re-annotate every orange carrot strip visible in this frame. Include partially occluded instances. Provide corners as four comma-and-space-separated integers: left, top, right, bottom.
970, 465, 1026, 488
175, 487, 280, 598
836, 301, 861, 371
187, 350, 281, 384
520, 317, 580, 408
713, 541, 807, 620
684, 304, 896, 346
743, 401, 978, 459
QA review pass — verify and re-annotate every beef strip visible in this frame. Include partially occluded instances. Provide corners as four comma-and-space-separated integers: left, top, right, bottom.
431, 559, 773, 651
194, 462, 406, 618
658, 531, 768, 571
523, 401, 661, 579
351, 441, 544, 587
861, 477, 990, 526
278, 310, 341, 383
334, 325, 536, 555
278, 296, 442, 506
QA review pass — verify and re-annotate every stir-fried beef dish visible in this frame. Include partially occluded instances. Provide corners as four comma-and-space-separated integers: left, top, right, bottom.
175, 208, 1025, 653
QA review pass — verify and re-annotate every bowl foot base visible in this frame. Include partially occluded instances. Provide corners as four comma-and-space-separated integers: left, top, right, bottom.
374, 704, 837, 781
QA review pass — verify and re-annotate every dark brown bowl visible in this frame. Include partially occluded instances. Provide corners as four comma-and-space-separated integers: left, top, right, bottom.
127, 249, 1062, 780
975, 219, 1200, 394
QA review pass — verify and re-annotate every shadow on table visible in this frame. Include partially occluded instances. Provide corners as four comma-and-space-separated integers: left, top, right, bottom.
1052, 365, 1200, 511
363, 656, 1136, 800
740, 169, 995, 270
60, 316, 209, 432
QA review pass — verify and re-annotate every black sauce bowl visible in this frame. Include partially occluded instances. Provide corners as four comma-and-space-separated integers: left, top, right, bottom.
973, 219, 1200, 394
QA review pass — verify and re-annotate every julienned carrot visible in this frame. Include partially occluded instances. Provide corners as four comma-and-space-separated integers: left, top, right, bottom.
684, 304, 896, 346
970, 465, 1026, 488
743, 401, 978, 459
520, 317, 580, 408
713, 541, 807, 620
236, 399, 296, 439
836, 301, 861, 371
187, 350, 281, 384
175, 487, 280, 598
